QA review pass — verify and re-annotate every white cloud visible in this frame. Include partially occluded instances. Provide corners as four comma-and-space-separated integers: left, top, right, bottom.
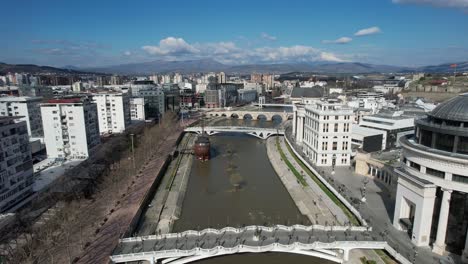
260, 32, 277, 41
123, 51, 132, 56
354, 26, 382, 36
392, 0, 468, 10
142, 37, 199, 55
322, 37, 353, 44
141, 37, 345, 63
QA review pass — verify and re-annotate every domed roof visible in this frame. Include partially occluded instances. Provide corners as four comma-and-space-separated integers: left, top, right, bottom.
429, 93, 468, 122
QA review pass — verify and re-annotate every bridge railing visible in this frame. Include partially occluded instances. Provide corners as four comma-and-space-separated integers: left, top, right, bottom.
119, 224, 371, 243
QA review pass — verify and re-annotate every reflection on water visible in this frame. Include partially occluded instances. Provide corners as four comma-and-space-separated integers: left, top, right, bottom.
173, 134, 309, 231
194, 252, 333, 264
172, 123, 329, 264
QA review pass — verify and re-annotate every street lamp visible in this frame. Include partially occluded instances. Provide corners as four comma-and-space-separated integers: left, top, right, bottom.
331, 154, 337, 175
361, 178, 369, 202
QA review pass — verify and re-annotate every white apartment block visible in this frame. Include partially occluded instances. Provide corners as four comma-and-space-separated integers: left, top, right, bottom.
129, 97, 146, 121
92, 92, 131, 134
41, 98, 100, 160
0, 96, 44, 138
294, 99, 353, 167
0, 117, 34, 212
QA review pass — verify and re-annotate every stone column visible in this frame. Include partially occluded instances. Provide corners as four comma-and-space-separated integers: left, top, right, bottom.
433, 189, 452, 255
292, 110, 297, 137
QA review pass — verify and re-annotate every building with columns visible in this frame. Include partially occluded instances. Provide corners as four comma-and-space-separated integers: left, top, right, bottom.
293, 99, 353, 167
393, 94, 468, 261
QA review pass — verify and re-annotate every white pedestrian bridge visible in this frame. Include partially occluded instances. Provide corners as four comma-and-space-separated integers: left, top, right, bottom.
184, 126, 284, 139
110, 225, 412, 264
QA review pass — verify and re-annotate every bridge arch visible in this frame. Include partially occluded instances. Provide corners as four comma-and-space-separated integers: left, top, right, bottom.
153, 246, 343, 264
231, 113, 239, 119
243, 113, 253, 120
221, 113, 227, 117
271, 114, 283, 122
256, 114, 267, 121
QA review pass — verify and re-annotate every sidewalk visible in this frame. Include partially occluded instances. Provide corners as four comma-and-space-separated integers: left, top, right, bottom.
284, 131, 449, 264
266, 137, 346, 225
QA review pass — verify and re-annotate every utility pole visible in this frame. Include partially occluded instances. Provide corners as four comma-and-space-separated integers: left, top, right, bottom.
130, 133, 135, 170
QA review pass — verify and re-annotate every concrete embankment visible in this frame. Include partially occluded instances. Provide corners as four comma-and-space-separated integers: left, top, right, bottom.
266, 136, 348, 225
136, 133, 195, 235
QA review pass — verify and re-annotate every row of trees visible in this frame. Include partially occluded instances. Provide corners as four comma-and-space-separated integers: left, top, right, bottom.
1, 113, 181, 263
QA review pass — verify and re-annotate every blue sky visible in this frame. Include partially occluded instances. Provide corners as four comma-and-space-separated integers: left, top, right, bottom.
1, 0, 468, 67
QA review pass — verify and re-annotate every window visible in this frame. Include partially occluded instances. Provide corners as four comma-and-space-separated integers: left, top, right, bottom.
335, 116, 339, 120
453, 174, 468, 183
334, 123, 338, 132
342, 142, 348, 150
332, 142, 337, 150
409, 161, 420, 171
426, 167, 444, 178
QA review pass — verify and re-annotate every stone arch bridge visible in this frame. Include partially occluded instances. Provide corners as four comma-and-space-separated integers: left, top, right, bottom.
207, 110, 292, 121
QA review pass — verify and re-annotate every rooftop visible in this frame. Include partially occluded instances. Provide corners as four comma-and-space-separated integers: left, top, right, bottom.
290, 87, 323, 98
0, 96, 43, 102
429, 93, 468, 122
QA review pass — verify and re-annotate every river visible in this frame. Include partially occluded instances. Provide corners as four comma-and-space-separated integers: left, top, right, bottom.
172, 119, 332, 263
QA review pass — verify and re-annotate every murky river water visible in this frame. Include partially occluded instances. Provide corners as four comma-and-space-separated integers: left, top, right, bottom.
172, 119, 331, 263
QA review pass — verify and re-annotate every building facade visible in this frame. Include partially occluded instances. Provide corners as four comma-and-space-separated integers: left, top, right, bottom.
137, 88, 165, 119
0, 96, 43, 138
359, 113, 415, 150
129, 97, 146, 121
0, 117, 34, 212
41, 98, 100, 160
295, 99, 353, 167
393, 94, 468, 261
92, 92, 131, 134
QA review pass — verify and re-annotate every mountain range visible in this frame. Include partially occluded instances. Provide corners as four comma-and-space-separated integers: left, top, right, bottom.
81, 59, 468, 75
0, 62, 98, 75
1, 59, 467, 75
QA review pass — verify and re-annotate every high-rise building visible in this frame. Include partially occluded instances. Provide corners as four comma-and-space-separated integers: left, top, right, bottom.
0, 117, 34, 213
137, 89, 165, 119
217, 72, 226, 84
294, 99, 353, 167
173, 73, 182, 84
110, 75, 122, 85
250, 73, 263, 83
92, 92, 131, 135
130, 80, 157, 96
149, 74, 159, 84
41, 97, 100, 160
0, 96, 44, 138
96, 76, 107, 87
129, 97, 146, 121
72, 81, 84, 93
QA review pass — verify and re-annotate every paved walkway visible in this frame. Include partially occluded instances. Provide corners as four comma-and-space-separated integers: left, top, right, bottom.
266, 137, 341, 225
285, 131, 450, 264
136, 134, 195, 236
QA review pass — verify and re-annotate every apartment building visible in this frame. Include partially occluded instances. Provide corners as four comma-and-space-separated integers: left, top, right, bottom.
0, 96, 43, 138
0, 117, 34, 212
92, 92, 131, 134
41, 97, 100, 160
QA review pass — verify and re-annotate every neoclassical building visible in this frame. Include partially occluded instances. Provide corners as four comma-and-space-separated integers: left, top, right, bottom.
393, 94, 468, 261
293, 99, 353, 167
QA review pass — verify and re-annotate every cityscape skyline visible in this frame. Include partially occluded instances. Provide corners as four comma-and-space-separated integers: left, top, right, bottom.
2, 0, 468, 68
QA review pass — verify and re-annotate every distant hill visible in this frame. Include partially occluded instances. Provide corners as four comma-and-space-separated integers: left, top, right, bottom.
84, 59, 227, 75
82, 60, 417, 75
0, 62, 97, 75
2, 59, 467, 75
417, 61, 468, 73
